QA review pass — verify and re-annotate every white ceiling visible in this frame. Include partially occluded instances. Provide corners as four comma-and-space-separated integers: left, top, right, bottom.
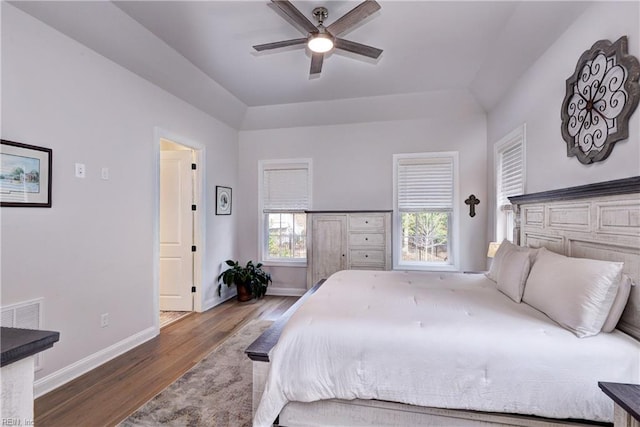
11, 1, 593, 127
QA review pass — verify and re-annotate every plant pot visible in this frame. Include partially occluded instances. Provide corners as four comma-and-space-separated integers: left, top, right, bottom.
237, 284, 252, 302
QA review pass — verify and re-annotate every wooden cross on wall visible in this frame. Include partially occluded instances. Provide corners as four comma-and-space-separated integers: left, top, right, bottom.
465, 194, 480, 217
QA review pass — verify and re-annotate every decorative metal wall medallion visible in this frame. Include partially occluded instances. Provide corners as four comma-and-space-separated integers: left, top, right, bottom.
561, 36, 640, 164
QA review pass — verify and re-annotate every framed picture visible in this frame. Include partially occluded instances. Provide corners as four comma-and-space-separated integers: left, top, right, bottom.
216, 186, 232, 215
1, 140, 52, 207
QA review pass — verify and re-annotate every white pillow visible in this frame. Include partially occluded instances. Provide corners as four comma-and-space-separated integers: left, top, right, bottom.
486, 240, 538, 283
486, 239, 515, 282
601, 274, 633, 333
497, 249, 531, 303
522, 248, 623, 338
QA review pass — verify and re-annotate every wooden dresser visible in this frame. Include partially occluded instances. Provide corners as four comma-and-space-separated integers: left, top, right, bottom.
306, 210, 392, 288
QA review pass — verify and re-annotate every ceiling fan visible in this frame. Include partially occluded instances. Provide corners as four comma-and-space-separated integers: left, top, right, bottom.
253, 0, 383, 75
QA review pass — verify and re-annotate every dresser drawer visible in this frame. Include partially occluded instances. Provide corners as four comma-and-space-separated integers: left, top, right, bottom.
349, 249, 385, 265
349, 233, 385, 247
349, 215, 385, 231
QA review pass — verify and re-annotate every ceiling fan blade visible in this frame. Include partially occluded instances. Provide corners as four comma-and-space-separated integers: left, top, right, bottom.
327, 0, 381, 36
253, 38, 307, 51
310, 52, 324, 75
271, 0, 318, 35
335, 38, 382, 59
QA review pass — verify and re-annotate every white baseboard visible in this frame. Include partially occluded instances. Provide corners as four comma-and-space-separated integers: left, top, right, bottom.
202, 287, 301, 311
34, 326, 157, 398
202, 292, 236, 312
266, 287, 306, 297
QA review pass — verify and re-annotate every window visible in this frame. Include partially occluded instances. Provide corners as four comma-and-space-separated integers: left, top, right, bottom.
259, 159, 312, 265
393, 152, 458, 270
495, 125, 525, 242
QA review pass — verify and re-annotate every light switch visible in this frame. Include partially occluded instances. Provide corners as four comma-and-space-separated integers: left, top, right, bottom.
75, 163, 86, 178
101, 167, 109, 180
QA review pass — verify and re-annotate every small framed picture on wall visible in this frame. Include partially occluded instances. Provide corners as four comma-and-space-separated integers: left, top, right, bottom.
216, 186, 232, 215
1, 139, 53, 207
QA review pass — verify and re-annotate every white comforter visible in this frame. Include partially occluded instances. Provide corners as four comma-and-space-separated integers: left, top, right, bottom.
254, 270, 640, 427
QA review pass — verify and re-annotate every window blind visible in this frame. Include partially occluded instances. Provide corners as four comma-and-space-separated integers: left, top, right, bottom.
397, 156, 453, 212
497, 141, 524, 207
263, 166, 309, 212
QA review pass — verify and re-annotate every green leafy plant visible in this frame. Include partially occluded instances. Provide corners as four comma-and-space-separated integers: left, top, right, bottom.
217, 260, 272, 301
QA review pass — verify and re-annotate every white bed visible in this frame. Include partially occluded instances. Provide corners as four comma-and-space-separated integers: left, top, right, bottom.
247, 176, 640, 427
254, 270, 639, 426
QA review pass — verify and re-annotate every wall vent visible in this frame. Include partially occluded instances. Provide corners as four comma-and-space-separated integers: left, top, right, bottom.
1, 298, 44, 371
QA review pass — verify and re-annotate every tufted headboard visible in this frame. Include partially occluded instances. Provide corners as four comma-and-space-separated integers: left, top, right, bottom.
510, 176, 640, 341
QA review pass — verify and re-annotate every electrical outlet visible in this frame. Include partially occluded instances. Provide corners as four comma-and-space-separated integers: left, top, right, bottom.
100, 313, 109, 328
75, 163, 86, 178
101, 167, 109, 180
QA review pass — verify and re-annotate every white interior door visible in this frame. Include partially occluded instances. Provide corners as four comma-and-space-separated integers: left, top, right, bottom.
160, 150, 193, 311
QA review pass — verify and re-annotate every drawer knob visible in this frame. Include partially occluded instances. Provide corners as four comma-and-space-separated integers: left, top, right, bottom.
365, 221, 369, 224
365, 254, 368, 258
342, 254, 345, 257
365, 237, 368, 241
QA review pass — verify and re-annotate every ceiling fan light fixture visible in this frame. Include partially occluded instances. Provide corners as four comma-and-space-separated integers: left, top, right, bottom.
308, 34, 334, 53
255, 0, 383, 75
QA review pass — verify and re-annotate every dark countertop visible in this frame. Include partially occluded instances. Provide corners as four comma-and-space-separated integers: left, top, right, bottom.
598, 382, 640, 422
1, 327, 60, 367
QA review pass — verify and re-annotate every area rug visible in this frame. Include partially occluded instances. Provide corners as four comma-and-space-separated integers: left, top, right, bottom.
119, 320, 272, 427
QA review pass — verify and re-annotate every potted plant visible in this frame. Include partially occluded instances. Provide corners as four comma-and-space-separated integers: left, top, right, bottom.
217, 260, 272, 302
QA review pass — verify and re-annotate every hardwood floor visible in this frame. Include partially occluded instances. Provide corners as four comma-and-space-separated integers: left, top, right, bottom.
34, 295, 297, 427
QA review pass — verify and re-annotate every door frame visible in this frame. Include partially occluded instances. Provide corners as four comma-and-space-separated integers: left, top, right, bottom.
153, 127, 206, 332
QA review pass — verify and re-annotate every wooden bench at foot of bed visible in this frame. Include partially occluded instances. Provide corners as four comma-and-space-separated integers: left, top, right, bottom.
245, 280, 324, 417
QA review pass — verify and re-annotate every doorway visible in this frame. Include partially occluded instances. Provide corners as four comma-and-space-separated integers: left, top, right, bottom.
159, 138, 198, 327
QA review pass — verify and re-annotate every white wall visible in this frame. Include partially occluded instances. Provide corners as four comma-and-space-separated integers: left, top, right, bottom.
239, 113, 488, 293
486, 1, 640, 241
242, 90, 485, 131
1, 4, 238, 393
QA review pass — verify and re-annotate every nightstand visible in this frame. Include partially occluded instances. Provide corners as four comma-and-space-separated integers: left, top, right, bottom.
599, 382, 640, 427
